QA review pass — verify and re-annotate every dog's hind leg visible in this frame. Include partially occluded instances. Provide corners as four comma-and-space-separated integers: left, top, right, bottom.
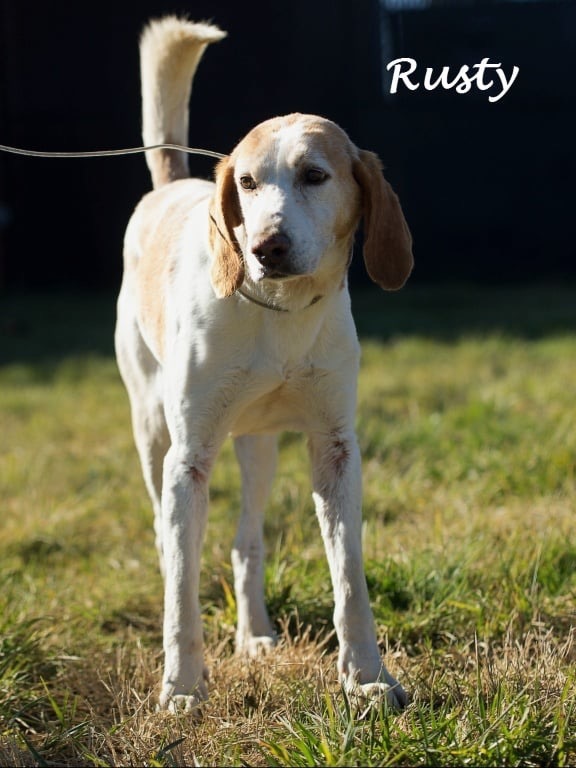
132, 392, 170, 576
115, 311, 170, 574
232, 434, 278, 656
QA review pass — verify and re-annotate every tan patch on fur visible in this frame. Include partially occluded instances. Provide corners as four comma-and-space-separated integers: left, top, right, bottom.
353, 150, 413, 290
132, 182, 210, 360
137, 263, 168, 361
209, 157, 244, 297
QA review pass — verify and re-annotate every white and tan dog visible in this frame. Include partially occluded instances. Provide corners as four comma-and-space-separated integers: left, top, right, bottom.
115, 16, 413, 712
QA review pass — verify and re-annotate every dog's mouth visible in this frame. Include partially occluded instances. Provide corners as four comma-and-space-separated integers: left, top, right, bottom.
247, 252, 311, 284
263, 269, 293, 280
260, 263, 310, 281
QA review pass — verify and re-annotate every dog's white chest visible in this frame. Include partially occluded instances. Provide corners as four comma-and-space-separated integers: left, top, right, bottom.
230, 365, 320, 436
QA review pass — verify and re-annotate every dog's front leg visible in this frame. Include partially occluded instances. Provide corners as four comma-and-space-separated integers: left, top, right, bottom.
158, 443, 214, 712
308, 429, 407, 709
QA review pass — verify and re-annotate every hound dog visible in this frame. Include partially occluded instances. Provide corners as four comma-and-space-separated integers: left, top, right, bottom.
115, 16, 413, 712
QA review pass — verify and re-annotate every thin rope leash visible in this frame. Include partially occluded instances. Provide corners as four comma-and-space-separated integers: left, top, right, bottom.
0, 142, 226, 160
0, 139, 327, 313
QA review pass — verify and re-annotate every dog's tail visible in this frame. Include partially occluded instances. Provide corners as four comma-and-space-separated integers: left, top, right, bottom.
140, 16, 226, 189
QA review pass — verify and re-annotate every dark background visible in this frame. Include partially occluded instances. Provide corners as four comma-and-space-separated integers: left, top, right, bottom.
0, 0, 574, 291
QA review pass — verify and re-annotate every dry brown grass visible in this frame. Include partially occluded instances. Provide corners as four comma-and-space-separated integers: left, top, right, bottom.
3, 620, 573, 766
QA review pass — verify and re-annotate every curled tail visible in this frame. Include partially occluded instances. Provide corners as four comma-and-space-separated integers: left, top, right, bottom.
140, 16, 226, 189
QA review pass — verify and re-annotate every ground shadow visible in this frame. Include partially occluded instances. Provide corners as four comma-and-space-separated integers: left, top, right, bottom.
1, 283, 575, 377
352, 282, 576, 342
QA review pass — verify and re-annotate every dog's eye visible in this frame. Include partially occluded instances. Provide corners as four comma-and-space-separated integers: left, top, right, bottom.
303, 168, 329, 185
239, 175, 257, 191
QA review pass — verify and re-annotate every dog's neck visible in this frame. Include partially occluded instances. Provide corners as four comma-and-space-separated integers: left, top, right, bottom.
236, 285, 323, 312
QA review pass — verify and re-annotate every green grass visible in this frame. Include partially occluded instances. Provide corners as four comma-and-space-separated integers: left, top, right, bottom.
0, 284, 575, 766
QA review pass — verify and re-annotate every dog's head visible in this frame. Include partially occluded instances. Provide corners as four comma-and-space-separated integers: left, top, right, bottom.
209, 114, 413, 298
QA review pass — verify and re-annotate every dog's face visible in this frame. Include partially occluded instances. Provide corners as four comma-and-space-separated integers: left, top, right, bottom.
232, 115, 361, 284
209, 114, 413, 297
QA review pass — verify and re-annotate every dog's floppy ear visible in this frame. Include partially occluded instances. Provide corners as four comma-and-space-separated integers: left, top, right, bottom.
353, 149, 413, 290
209, 156, 245, 298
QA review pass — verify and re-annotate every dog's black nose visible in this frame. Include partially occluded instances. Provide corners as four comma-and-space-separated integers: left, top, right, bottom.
252, 232, 292, 272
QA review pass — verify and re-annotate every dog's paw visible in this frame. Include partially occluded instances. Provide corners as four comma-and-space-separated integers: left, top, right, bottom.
354, 680, 409, 711
345, 666, 408, 712
160, 693, 206, 715
237, 634, 276, 659
158, 671, 209, 714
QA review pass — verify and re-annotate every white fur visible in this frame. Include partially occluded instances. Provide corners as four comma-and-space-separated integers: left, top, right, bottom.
116, 16, 410, 713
